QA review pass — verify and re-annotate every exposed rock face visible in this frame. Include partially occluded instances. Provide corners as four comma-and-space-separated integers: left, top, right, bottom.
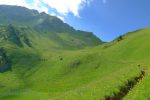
6, 24, 23, 47
0, 48, 11, 72
0, 25, 32, 47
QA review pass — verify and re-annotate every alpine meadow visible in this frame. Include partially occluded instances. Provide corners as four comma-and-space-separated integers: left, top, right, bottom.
0, 4, 150, 100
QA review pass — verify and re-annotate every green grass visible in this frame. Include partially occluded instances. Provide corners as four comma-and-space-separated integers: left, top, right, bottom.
1, 28, 150, 100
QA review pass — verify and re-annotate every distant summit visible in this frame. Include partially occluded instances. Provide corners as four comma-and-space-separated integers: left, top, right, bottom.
0, 5, 103, 47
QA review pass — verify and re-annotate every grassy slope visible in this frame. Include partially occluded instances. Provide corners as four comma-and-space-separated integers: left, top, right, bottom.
0, 28, 150, 100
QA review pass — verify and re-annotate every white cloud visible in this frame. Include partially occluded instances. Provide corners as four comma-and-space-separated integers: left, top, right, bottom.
41, 0, 93, 17
56, 16, 65, 21
29, 0, 49, 13
50, 13, 65, 21
0, 0, 28, 7
0, 0, 92, 16
0, 0, 93, 21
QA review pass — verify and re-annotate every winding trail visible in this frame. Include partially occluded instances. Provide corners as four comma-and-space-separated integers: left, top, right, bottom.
104, 70, 145, 100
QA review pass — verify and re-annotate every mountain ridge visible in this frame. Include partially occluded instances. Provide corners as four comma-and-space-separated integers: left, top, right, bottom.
0, 5, 103, 47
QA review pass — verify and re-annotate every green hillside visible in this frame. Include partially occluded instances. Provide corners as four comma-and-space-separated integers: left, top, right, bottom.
0, 5, 102, 47
0, 5, 150, 100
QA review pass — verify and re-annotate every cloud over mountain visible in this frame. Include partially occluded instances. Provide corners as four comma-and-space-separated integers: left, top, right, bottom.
0, 0, 93, 17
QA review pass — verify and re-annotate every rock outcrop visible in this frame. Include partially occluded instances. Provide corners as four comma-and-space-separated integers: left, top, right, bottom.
0, 48, 11, 72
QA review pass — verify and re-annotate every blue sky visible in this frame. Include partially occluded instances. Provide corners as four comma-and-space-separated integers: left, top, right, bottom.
0, 0, 150, 41
65, 0, 150, 41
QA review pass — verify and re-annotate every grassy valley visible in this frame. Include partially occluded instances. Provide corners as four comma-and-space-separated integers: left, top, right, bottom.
0, 5, 149, 100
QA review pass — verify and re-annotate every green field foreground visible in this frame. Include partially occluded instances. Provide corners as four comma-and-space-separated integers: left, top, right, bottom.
0, 27, 150, 100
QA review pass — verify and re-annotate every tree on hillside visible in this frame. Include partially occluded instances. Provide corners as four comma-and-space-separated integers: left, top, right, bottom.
117, 35, 123, 42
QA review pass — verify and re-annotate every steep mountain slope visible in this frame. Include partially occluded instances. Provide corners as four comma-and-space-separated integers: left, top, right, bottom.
0, 5, 102, 47
0, 27, 150, 100
0, 24, 101, 50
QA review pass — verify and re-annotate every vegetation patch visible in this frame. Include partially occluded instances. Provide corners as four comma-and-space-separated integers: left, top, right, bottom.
0, 48, 11, 72
104, 70, 145, 100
